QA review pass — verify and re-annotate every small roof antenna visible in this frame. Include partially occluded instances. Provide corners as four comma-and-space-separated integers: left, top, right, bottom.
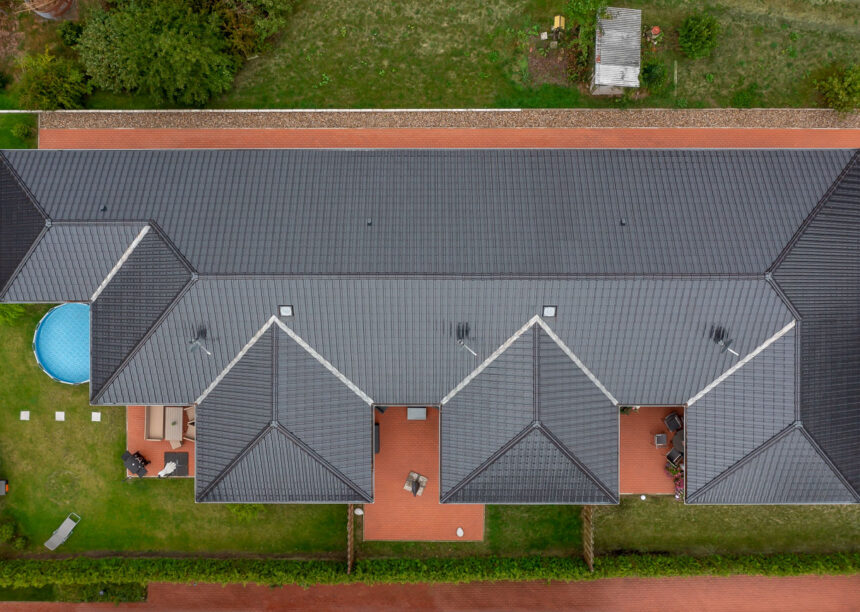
710, 325, 739, 357
189, 326, 212, 357
458, 339, 478, 358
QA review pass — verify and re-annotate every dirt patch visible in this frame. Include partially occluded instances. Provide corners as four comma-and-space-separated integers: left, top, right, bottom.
526, 37, 569, 87
0, 3, 24, 69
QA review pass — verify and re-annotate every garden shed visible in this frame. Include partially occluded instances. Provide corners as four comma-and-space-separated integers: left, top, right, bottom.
592, 7, 642, 94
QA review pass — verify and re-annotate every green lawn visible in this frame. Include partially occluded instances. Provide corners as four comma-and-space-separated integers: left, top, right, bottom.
595, 496, 860, 555
216, 0, 860, 108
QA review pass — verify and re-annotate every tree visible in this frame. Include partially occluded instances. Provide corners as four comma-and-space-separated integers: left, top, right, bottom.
679, 13, 721, 59
77, 0, 236, 106
17, 50, 90, 110
816, 64, 860, 112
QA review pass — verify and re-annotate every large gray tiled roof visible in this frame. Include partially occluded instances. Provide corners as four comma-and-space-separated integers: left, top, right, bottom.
196, 325, 372, 503
1, 148, 857, 506
441, 322, 617, 504
1, 149, 851, 276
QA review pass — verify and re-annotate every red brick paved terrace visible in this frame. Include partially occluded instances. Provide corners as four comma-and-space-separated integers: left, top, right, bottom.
362, 406, 484, 541
126, 406, 195, 478
620, 406, 685, 495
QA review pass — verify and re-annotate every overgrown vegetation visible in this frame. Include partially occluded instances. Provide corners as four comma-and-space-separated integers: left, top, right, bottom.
17, 50, 89, 110
679, 12, 721, 59
815, 63, 860, 111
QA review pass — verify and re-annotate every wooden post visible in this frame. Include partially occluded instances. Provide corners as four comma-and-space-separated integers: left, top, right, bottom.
347, 504, 355, 575
581, 505, 594, 572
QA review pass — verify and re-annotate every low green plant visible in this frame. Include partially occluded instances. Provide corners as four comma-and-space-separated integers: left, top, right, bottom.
815, 64, 860, 112
10, 122, 34, 141
0, 523, 14, 544
226, 503, 264, 522
731, 81, 762, 108
0, 71, 9, 90
679, 13, 720, 59
16, 50, 91, 110
57, 21, 85, 47
0, 304, 26, 326
641, 60, 668, 93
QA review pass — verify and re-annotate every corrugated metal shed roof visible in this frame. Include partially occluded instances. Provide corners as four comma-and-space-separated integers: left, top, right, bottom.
773, 151, 860, 497
3, 223, 144, 303
2, 149, 851, 276
594, 7, 641, 87
441, 324, 617, 503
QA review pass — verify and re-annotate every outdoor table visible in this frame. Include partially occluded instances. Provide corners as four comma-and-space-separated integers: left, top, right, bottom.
673, 431, 684, 451
164, 406, 183, 444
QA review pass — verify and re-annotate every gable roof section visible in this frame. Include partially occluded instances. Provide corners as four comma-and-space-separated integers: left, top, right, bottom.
441, 321, 617, 504
685, 328, 797, 499
2, 149, 851, 276
195, 324, 372, 503
3, 223, 145, 303
0, 154, 45, 298
90, 230, 193, 401
773, 151, 860, 497
688, 427, 856, 504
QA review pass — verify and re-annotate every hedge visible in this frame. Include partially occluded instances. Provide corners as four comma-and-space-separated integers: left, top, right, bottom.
0, 554, 856, 588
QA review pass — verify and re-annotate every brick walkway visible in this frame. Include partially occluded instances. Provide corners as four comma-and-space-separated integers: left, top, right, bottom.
362, 406, 484, 541
38, 127, 860, 150
5, 575, 858, 611
619, 407, 684, 495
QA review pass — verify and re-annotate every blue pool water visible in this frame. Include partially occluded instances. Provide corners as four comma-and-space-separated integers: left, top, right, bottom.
33, 303, 90, 384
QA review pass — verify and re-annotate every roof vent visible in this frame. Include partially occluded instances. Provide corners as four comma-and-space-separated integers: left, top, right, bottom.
542, 305, 557, 318
279, 305, 294, 317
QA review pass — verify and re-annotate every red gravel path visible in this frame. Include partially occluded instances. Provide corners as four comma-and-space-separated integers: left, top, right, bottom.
4, 575, 858, 611
39, 127, 860, 149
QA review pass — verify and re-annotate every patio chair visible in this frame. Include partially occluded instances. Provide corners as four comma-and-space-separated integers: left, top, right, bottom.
654, 433, 668, 448
666, 447, 683, 467
44, 513, 81, 551
664, 411, 683, 433
184, 405, 196, 424
183, 422, 196, 442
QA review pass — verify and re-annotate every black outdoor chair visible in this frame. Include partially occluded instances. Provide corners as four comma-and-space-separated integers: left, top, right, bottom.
664, 412, 683, 433
666, 447, 683, 467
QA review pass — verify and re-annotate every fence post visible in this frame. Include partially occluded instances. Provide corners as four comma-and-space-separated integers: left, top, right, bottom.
581, 505, 594, 572
347, 504, 355, 575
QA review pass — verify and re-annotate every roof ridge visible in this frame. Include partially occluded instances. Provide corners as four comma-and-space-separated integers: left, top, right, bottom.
538, 424, 617, 503
440, 424, 534, 502
686, 320, 795, 407
196, 425, 271, 501
768, 150, 860, 274
687, 423, 796, 502
275, 424, 371, 502
797, 426, 860, 502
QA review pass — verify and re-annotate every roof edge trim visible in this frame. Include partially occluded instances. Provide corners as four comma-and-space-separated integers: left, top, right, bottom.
442, 315, 540, 405
89, 225, 150, 302
273, 318, 374, 406
194, 316, 277, 405
687, 319, 796, 407
535, 317, 619, 406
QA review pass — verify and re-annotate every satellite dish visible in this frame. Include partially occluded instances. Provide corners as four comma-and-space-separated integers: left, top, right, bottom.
710, 325, 739, 357
189, 326, 212, 357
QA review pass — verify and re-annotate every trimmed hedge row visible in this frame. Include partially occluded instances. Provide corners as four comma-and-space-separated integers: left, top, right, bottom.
0, 554, 857, 588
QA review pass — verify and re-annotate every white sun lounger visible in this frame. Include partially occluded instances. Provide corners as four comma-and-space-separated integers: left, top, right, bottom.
44, 513, 81, 551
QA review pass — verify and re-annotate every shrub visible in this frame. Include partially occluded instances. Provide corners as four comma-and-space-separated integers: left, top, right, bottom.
641, 60, 668, 92
197, 0, 296, 58
17, 50, 90, 110
566, 40, 591, 84
77, 0, 237, 106
11, 536, 28, 551
815, 64, 860, 112
11, 122, 34, 141
57, 20, 85, 47
0, 71, 9, 90
0, 524, 14, 544
679, 13, 720, 59
0, 304, 26, 326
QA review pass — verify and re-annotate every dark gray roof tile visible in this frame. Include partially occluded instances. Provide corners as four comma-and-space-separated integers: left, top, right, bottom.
0, 155, 45, 297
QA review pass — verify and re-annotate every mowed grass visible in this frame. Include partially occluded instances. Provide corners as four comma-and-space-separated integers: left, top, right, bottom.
0, 306, 346, 556
595, 496, 860, 556
357, 505, 583, 558
218, 0, 860, 108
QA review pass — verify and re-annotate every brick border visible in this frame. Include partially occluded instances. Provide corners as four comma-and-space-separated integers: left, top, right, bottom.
38, 108, 860, 130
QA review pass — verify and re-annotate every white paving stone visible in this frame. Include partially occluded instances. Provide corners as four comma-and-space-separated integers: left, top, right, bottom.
91, 411, 102, 422
19, 411, 29, 421
55, 411, 65, 421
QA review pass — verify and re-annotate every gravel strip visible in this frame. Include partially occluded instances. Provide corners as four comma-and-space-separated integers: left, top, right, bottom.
39, 109, 860, 130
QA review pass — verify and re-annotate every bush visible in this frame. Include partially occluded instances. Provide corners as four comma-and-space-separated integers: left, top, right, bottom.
0, 554, 855, 588
641, 60, 668, 92
11, 122, 34, 141
77, 0, 237, 106
0, 524, 14, 544
0, 304, 26, 326
17, 50, 91, 110
566, 40, 591, 84
197, 0, 296, 58
11, 536, 28, 551
815, 64, 860, 112
0, 71, 9, 90
57, 20, 85, 47
679, 13, 720, 59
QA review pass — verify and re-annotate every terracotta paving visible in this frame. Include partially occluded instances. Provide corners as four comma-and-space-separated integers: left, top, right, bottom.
38, 127, 860, 150
362, 406, 484, 541
619, 406, 684, 495
126, 405, 195, 478
6, 575, 859, 611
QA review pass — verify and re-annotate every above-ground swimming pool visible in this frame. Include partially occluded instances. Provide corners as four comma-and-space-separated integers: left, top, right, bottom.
33, 303, 90, 385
